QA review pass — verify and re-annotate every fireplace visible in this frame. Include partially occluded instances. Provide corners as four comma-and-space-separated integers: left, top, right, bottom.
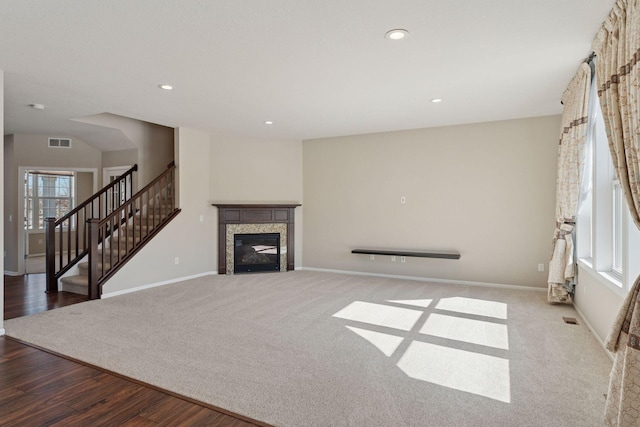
234, 233, 280, 273
212, 203, 301, 275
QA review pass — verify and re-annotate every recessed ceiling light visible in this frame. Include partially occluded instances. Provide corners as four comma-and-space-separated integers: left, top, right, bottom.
264, 121, 274, 125
430, 98, 443, 103
158, 84, 173, 90
385, 29, 408, 40
29, 103, 45, 110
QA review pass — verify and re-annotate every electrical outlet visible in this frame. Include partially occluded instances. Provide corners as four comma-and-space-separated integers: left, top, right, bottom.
400, 256, 406, 263
199, 214, 204, 223
537, 263, 545, 272
174, 257, 180, 265
370, 255, 375, 261
391, 256, 396, 262
400, 196, 406, 204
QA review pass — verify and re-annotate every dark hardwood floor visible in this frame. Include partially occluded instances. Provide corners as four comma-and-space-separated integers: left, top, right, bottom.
4, 273, 87, 320
2, 274, 263, 426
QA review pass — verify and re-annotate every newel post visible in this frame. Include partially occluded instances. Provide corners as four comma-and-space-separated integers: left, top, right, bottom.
45, 217, 57, 293
87, 218, 101, 300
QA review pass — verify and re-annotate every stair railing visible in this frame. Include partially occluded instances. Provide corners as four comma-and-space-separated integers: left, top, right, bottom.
45, 164, 138, 293
87, 162, 179, 299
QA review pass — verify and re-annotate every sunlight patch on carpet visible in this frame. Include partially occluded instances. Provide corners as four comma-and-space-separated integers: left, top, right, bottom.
397, 341, 511, 403
435, 297, 507, 319
332, 301, 423, 331
336, 295, 512, 403
419, 313, 509, 350
345, 326, 404, 357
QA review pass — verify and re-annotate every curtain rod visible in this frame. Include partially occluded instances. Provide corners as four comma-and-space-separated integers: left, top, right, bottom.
561, 53, 597, 105
584, 52, 596, 64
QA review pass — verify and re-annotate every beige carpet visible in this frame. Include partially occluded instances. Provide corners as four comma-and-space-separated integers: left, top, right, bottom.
4, 271, 611, 426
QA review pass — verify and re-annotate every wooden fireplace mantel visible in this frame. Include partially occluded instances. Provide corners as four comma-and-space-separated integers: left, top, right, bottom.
212, 203, 301, 274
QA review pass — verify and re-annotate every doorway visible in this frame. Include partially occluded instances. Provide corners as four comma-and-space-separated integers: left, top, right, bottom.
16, 167, 98, 276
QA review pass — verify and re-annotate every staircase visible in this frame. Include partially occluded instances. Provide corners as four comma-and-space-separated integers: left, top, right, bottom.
60, 206, 169, 295
46, 162, 180, 299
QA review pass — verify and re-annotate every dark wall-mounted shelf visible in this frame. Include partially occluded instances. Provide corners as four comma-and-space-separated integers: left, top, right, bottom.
352, 248, 460, 260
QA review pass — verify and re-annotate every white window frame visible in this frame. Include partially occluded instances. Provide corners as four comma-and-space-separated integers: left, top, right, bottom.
576, 71, 640, 297
24, 171, 75, 231
612, 179, 623, 276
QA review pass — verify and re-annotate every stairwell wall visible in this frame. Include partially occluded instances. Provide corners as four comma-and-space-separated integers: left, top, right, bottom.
102, 127, 213, 295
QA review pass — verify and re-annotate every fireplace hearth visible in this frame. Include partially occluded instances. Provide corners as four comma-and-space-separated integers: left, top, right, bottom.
234, 233, 280, 273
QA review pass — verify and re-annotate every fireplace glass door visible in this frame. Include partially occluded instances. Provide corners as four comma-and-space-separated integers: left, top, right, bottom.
234, 233, 280, 273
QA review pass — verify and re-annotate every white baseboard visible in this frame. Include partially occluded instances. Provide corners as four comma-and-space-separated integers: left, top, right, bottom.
300, 267, 547, 292
573, 303, 615, 362
4, 271, 21, 276
102, 271, 218, 298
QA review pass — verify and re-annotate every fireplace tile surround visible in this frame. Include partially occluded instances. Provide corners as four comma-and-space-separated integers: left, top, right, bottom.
212, 203, 301, 275
226, 223, 287, 274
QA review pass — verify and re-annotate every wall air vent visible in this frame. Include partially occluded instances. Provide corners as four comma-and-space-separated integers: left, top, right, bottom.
48, 138, 72, 148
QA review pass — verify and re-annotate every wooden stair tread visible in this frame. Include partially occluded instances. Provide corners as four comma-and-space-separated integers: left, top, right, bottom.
60, 275, 88, 286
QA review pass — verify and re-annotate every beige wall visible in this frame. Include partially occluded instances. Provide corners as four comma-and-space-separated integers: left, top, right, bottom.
103, 127, 214, 294
1, 69, 4, 332
102, 148, 138, 170
138, 125, 174, 187
302, 116, 560, 288
76, 171, 94, 203
75, 113, 173, 187
209, 132, 304, 268
28, 232, 46, 255
4, 134, 102, 272
574, 265, 624, 349
3, 135, 15, 275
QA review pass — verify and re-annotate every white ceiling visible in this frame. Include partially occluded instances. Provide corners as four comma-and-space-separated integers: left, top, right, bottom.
0, 0, 614, 149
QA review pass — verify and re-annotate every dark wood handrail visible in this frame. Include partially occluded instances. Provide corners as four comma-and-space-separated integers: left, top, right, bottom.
46, 164, 138, 293
88, 162, 179, 299
99, 162, 174, 225
55, 164, 138, 226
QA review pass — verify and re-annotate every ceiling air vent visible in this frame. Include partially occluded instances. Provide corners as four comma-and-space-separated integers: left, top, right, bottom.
48, 138, 72, 148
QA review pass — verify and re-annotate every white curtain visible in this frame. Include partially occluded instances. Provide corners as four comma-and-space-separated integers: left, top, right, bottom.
592, 0, 640, 425
547, 63, 591, 304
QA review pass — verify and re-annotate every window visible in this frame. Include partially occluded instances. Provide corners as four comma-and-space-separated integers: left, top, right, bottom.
25, 171, 75, 230
612, 179, 623, 275
576, 114, 595, 263
576, 69, 640, 295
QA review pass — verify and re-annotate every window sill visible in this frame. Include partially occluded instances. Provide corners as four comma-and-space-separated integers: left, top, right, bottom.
600, 271, 623, 288
578, 258, 627, 298
26, 229, 46, 234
